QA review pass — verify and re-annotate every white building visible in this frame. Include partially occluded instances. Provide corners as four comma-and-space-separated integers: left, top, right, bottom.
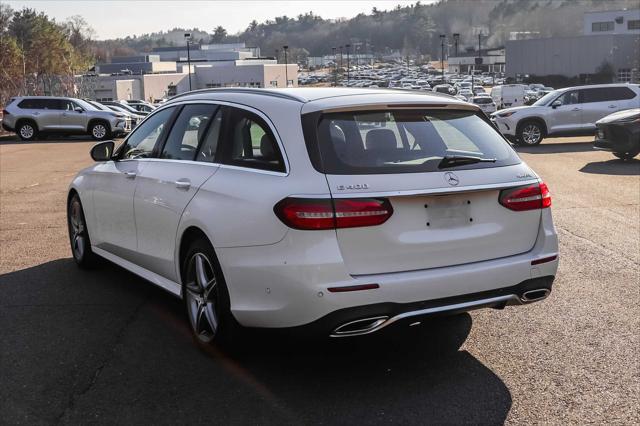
87, 42, 298, 101
583, 9, 640, 35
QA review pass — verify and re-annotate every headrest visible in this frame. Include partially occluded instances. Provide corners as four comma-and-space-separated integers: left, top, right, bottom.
365, 128, 397, 152
260, 134, 275, 159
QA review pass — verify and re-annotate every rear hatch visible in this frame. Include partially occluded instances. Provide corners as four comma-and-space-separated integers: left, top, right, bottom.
303, 107, 543, 275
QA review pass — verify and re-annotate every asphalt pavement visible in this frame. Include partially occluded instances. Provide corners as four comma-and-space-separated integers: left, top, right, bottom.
0, 134, 638, 425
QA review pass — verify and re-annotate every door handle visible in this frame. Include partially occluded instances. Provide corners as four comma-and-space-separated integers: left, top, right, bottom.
571, 108, 581, 111
608, 105, 616, 108
124, 171, 137, 179
175, 179, 191, 190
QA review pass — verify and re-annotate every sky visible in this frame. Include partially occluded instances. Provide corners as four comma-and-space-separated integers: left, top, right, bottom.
4, 0, 420, 39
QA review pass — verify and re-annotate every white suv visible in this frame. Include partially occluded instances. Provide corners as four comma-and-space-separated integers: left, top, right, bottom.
491, 83, 640, 145
67, 88, 558, 345
2, 96, 128, 141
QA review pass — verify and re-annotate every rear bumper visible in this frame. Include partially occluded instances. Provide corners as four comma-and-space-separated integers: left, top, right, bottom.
292, 276, 554, 337
219, 208, 559, 329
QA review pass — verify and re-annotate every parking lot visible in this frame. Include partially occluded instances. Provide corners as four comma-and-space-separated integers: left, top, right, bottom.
0, 134, 638, 424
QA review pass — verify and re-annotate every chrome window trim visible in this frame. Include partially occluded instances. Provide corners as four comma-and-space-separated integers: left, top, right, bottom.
115, 99, 290, 175
137, 158, 288, 177
329, 179, 541, 199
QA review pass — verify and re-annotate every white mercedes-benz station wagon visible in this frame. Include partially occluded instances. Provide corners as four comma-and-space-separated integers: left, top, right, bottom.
67, 88, 558, 345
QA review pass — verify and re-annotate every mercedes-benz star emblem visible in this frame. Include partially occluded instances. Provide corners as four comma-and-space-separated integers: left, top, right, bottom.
444, 172, 460, 186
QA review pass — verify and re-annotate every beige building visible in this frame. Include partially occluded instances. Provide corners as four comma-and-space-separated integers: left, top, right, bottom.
87, 62, 298, 102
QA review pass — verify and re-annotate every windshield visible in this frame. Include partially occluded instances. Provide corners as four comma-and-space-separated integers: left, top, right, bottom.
533, 90, 560, 106
75, 98, 99, 111
311, 109, 520, 174
88, 101, 111, 111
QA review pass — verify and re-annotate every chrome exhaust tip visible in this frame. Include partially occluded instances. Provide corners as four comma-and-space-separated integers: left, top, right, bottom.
521, 288, 551, 303
330, 316, 389, 337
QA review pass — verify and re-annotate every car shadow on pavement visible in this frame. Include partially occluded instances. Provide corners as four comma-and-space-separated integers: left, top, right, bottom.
580, 158, 640, 175
515, 141, 595, 154
0, 258, 512, 425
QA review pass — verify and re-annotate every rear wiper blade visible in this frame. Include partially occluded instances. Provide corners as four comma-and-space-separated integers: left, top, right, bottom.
438, 155, 497, 169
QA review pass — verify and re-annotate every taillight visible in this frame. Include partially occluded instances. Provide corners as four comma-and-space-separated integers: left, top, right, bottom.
1, 109, 8, 116
499, 182, 551, 211
274, 197, 393, 230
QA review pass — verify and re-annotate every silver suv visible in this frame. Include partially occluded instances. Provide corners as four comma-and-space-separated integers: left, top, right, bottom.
491, 84, 640, 145
2, 96, 129, 141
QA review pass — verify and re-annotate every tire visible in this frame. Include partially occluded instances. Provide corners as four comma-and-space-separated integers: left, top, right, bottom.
517, 121, 544, 146
67, 193, 98, 268
181, 237, 239, 347
17, 121, 38, 141
613, 151, 639, 161
89, 121, 111, 141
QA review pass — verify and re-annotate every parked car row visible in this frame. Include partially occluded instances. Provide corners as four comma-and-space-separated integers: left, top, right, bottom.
1, 97, 156, 141
490, 83, 640, 159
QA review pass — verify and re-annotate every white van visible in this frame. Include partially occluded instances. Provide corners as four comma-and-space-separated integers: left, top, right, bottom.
491, 84, 527, 109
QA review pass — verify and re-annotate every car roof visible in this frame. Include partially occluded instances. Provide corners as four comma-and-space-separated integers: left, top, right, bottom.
171, 87, 458, 103
559, 83, 640, 92
167, 87, 475, 115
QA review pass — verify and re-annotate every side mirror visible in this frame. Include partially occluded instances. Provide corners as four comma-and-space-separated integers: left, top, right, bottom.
74, 107, 84, 113
551, 100, 562, 109
90, 140, 115, 162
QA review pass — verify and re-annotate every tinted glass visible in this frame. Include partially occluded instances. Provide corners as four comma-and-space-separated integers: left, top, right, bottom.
59, 99, 80, 111
610, 87, 637, 100
161, 104, 218, 161
119, 107, 175, 159
197, 109, 223, 163
314, 110, 519, 174
558, 91, 580, 105
219, 107, 285, 172
18, 99, 60, 109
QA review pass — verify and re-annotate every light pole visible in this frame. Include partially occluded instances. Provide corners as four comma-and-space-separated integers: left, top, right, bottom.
439, 34, 446, 81
453, 33, 460, 58
345, 44, 351, 83
184, 32, 192, 91
283, 45, 289, 87
275, 48, 279, 63
332, 47, 337, 86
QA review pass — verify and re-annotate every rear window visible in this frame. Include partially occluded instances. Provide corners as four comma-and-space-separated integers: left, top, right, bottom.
306, 109, 519, 174
473, 97, 493, 104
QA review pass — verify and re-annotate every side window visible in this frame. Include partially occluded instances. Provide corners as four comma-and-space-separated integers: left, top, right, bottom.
160, 104, 219, 161
43, 99, 63, 110
197, 109, 223, 163
583, 88, 610, 103
119, 107, 175, 160
610, 87, 637, 101
59, 100, 78, 111
558, 91, 580, 105
219, 107, 285, 172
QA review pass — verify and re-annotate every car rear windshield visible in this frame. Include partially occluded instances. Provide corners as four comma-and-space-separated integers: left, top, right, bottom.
306, 109, 520, 174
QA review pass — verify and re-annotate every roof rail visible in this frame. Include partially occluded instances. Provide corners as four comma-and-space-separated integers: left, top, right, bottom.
167, 87, 306, 103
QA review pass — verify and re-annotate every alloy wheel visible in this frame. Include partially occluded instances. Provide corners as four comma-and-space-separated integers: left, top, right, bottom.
92, 124, 107, 139
521, 124, 542, 145
20, 124, 34, 139
69, 199, 86, 260
184, 253, 219, 343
